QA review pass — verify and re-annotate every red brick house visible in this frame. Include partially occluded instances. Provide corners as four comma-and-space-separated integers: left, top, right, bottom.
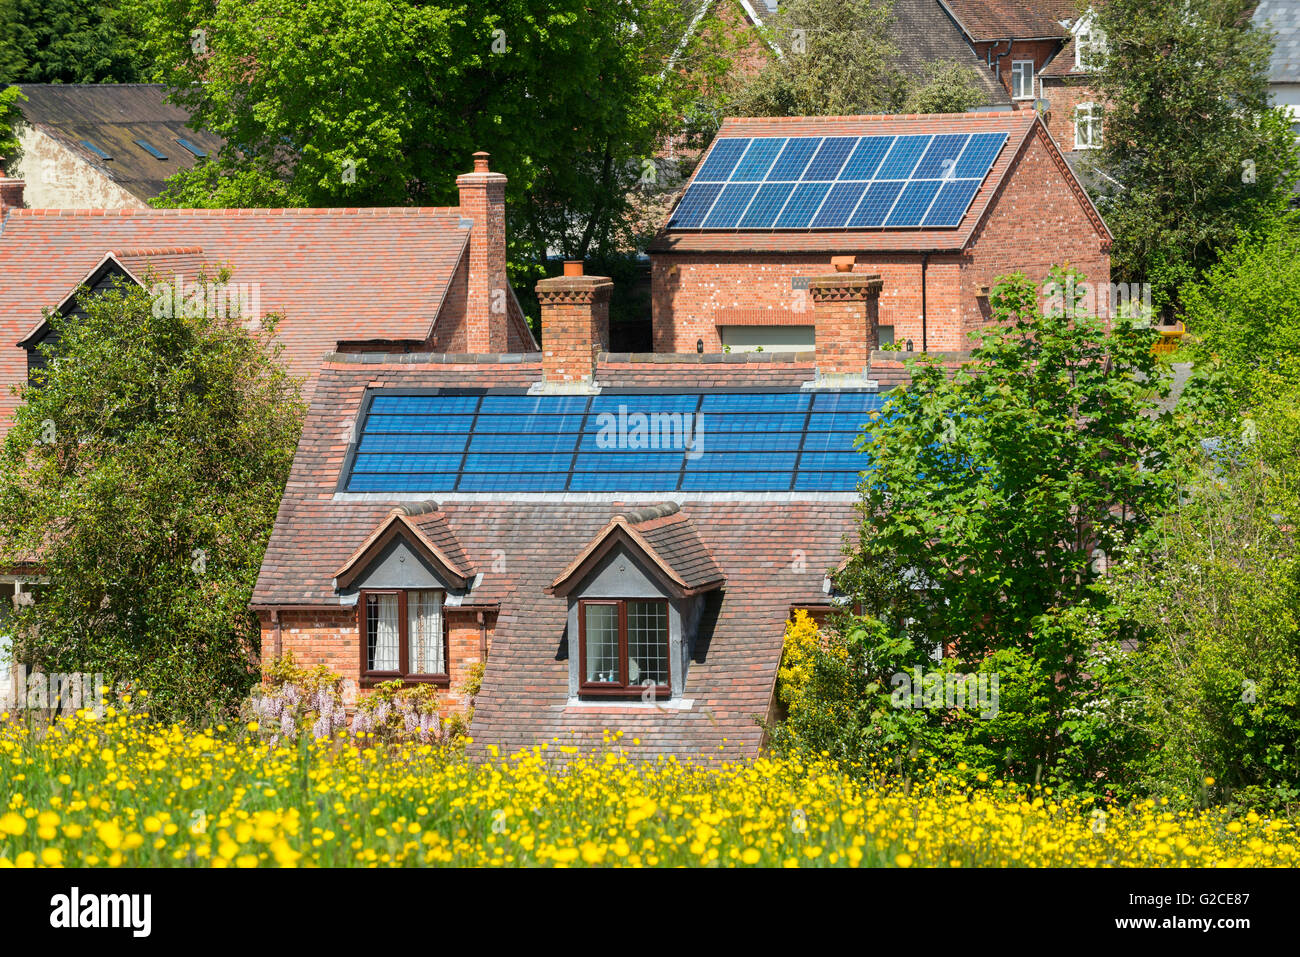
0, 153, 535, 433
941, 1, 1104, 157
648, 110, 1110, 354
250, 260, 945, 758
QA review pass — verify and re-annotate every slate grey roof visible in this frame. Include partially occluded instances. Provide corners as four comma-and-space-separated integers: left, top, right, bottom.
891, 0, 1012, 108
1255, 0, 1300, 84
14, 84, 225, 202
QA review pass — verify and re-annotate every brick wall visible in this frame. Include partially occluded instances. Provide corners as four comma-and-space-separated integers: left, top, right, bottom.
971, 39, 1063, 102
259, 607, 492, 720
1040, 76, 1101, 152
652, 253, 977, 352
959, 123, 1109, 339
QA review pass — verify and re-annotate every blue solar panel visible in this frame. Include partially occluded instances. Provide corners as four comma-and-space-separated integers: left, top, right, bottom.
774, 182, 831, 229
700, 392, 810, 412
590, 393, 700, 413
952, 132, 1008, 178
802, 137, 857, 180
681, 471, 793, 491
847, 181, 905, 228
359, 433, 468, 454
767, 138, 822, 180
811, 182, 868, 228
875, 136, 932, 179
812, 392, 884, 411
353, 453, 463, 473
469, 433, 578, 453
885, 179, 943, 227
480, 394, 589, 413
472, 414, 586, 433
671, 130, 1005, 231
695, 138, 751, 181
794, 471, 861, 492
840, 136, 894, 180
732, 138, 786, 181
737, 182, 796, 229
668, 183, 724, 228
912, 134, 969, 179
371, 394, 479, 413
344, 391, 886, 494
701, 183, 760, 228
922, 178, 983, 227
364, 414, 475, 433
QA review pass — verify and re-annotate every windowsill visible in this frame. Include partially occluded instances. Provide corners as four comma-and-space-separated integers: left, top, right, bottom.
1012, 95, 1035, 101
566, 697, 694, 711
360, 675, 451, 689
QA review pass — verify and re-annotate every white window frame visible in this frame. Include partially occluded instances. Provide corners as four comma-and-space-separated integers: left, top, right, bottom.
1010, 60, 1035, 100
1074, 13, 1104, 72
1075, 102, 1101, 150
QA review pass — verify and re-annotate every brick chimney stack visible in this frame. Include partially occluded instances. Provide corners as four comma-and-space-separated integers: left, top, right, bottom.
0, 157, 25, 212
809, 271, 883, 378
456, 151, 509, 353
536, 262, 612, 386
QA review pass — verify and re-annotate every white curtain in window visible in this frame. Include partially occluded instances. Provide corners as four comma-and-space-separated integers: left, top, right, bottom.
370, 594, 400, 671
408, 590, 444, 675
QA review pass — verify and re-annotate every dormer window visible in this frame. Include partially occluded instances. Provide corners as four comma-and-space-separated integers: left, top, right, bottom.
335, 507, 474, 688
1075, 14, 1104, 72
550, 506, 726, 705
579, 599, 670, 697
360, 588, 448, 683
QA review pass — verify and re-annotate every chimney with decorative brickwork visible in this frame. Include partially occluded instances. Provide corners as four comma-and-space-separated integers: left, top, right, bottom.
456, 151, 509, 353
536, 261, 612, 386
809, 271, 883, 378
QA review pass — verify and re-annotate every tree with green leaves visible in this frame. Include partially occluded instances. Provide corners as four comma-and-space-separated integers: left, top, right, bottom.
902, 60, 988, 115
1104, 385, 1300, 806
0, 85, 23, 167
813, 269, 1172, 786
126, 0, 707, 274
726, 0, 986, 118
1088, 0, 1300, 314
1180, 213, 1300, 397
0, 273, 304, 722
0, 0, 148, 83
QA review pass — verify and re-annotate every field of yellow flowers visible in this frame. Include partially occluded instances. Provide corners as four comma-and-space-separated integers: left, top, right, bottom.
0, 708, 1297, 868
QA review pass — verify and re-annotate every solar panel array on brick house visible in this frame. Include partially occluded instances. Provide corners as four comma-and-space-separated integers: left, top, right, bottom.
342, 390, 886, 493
668, 132, 1008, 230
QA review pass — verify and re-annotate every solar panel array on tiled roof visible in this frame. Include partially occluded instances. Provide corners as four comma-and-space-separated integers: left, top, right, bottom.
667, 132, 1007, 230
345, 391, 884, 493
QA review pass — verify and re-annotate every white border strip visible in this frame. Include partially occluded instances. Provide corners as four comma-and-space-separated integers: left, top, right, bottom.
333, 491, 861, 504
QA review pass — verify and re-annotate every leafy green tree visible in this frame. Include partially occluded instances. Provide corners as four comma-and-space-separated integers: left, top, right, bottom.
127, 0, 705, 270
1105, 385, 1300, 806
0, 273, 304, 722
1180, 214, 1300, 396
0, 0, 148, 83
1088, 0, 1299, 313
901, 60, 987, 114
817, 269, 1171, 785
726, 0, 986, 118
727, 0, 900, 117
846, 269, 1171, 654
0, 85, 24, 166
